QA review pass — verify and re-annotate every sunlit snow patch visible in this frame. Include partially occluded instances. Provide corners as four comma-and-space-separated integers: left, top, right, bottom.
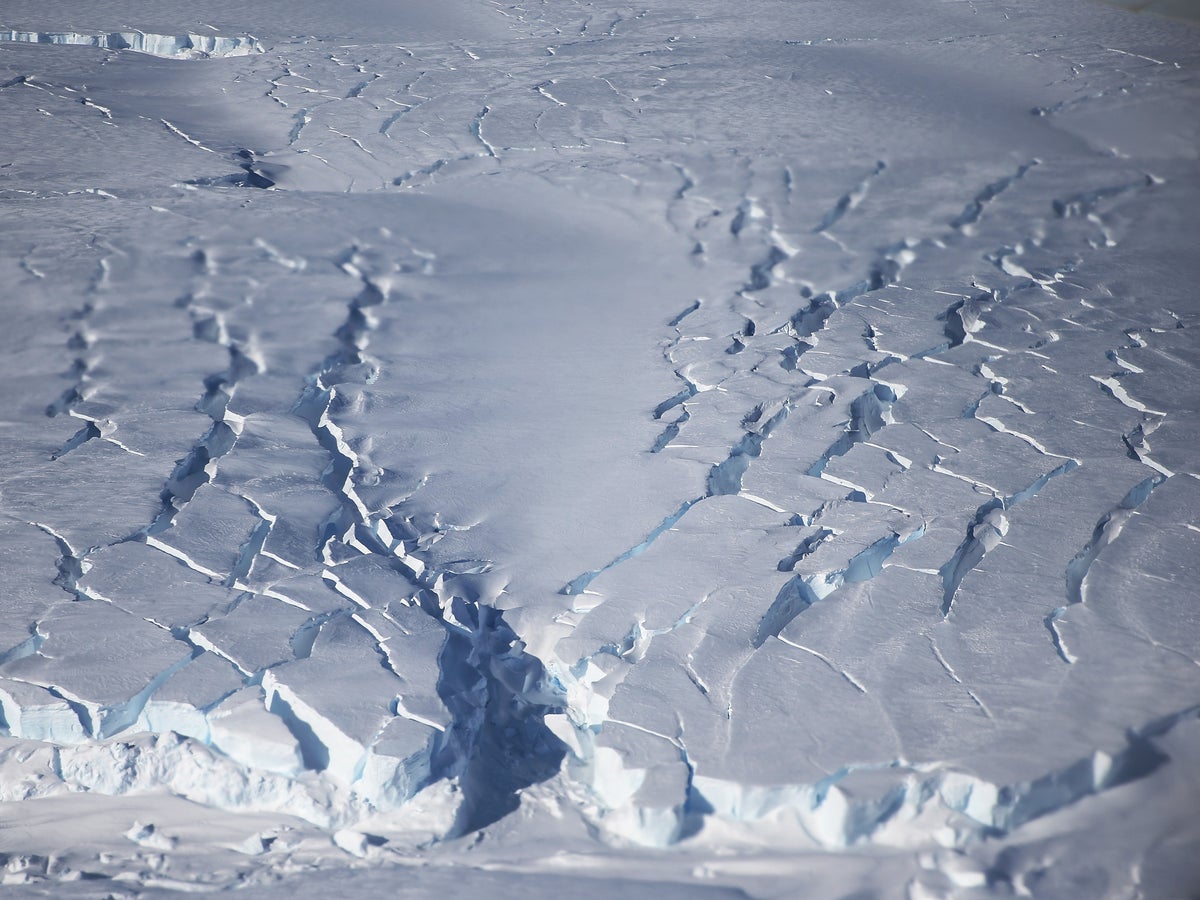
0, 29, 263, 59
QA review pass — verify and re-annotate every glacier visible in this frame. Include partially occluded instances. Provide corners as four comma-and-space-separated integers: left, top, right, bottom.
1, 0, 1199, 896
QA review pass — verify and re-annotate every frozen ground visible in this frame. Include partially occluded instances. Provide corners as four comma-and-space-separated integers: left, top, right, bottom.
1, 0, 1199, 896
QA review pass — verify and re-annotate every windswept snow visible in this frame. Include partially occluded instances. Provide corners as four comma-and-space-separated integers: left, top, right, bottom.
1, 0, 1199, 896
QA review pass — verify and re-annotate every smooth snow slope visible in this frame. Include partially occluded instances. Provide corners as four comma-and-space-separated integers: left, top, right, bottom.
1, 0, 1199, 896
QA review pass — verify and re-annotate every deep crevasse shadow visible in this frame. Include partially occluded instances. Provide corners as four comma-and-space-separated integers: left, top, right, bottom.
431, 600, 568, 837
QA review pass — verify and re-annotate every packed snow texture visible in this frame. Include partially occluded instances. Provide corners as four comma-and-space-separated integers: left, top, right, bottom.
1, 0, 1199, 896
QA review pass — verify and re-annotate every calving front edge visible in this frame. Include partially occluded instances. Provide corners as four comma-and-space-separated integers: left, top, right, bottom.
543, 686, 1200, 850
0, 29, 263, 59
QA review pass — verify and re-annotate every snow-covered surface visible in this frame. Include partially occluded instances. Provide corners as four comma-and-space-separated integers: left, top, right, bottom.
1, 0, 1199, 895
1104, 0, 1200, 23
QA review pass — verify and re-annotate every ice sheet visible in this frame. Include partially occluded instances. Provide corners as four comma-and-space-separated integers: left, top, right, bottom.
1, 0, 1198, 895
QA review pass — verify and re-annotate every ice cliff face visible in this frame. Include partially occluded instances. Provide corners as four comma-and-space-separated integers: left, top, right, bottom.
1, 0, 1199, 895
0, 29, 262, 59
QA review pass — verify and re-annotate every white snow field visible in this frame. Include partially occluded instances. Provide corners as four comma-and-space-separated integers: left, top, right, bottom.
1, 0, 1199, 896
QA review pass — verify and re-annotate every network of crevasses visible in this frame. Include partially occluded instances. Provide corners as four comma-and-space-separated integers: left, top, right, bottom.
11, 253, 266, 752
645, 308, 917, 643
0, 530, 323, 768
797, 157, 1040, 341
280, 243, 568, 835
631, 164, 1110, 591
2, 237, 559, 830
10, 149, 1186, 855
618, 167, 920, 596
11, 200, 892, 830
5, 244, 406, 822
918, 176, 1166, 633
552, 160, 1174, 835
739, 162, 1041, 405
967, 184, 1167, 626
560, 161, 1055, 708
653, 159, 1041, 450
2, 16, 1195, 878
593, 178, 852, 593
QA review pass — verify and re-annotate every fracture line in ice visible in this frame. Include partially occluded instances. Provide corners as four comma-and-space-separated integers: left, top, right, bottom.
950, 160, 1039, 234
940, 459, 1079, 618
776, 636, 867, 693
755, 524, 927, 645
813, 160, 887, 234
277, 242, 568, 833
1046, 317, 1178, 661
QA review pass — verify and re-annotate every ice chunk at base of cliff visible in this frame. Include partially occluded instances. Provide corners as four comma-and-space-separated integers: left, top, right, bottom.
0, 679, 90, 745
355, 716, 436, 811
258, 611, 445, 803
207, 696, 306, 777
0, 731, 343, 824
